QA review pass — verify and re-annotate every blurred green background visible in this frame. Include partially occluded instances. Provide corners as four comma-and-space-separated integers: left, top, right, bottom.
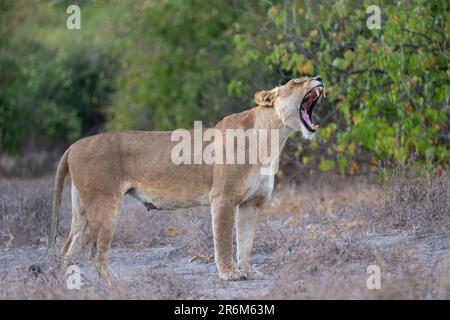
0, 0, 448, 176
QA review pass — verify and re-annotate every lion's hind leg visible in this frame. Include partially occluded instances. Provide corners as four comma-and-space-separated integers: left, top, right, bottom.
84, 197, 121, 286
61, 183, 87, 258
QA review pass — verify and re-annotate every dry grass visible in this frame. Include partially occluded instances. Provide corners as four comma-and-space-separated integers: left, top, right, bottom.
383, 165, 450, 233
263, 167, 450, 299
0, 164, 449, 299
0, 178, 52, 248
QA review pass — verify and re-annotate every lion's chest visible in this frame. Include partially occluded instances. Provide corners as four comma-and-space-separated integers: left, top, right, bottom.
242, 173, 274, 203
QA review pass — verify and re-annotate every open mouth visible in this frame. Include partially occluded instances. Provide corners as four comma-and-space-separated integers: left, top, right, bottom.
299, 85, 324, 132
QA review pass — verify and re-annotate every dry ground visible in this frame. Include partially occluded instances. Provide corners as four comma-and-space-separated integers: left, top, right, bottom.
0, 166, 449, 299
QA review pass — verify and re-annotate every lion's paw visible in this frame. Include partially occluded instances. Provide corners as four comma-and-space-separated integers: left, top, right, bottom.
219, 267, 242, 281
239, 268, 265, 280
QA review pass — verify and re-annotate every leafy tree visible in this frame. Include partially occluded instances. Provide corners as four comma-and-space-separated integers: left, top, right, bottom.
230, 0, 449, 174
0, 1, 117, 153
107, 0, 245, 131
1, 0, 448, 175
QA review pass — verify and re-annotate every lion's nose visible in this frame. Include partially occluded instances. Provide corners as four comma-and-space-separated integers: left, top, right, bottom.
313, 76, 323, 83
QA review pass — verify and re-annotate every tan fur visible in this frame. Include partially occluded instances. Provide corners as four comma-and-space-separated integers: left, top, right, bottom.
49, 77, 323, 284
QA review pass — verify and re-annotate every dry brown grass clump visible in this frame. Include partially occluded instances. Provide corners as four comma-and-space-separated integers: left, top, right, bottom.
383, 166, 450, 233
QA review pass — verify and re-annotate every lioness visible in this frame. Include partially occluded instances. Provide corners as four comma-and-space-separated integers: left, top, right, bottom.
49, 76, 325, 284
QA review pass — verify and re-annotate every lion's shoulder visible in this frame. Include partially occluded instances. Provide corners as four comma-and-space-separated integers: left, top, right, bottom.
215, 107, 257, 131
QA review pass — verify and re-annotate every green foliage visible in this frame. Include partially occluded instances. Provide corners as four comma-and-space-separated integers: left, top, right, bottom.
107, 0, 243, 131
231, 0, 449, 173
0, 1, 117, 153
0, 0, 448, 174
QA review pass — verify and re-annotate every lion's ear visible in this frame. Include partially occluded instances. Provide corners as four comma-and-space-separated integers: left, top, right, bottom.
254, 88, 277, 107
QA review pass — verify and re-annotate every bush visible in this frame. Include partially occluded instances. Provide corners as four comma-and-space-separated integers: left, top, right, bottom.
0, 1, 117, 154
1, 1, 448, 175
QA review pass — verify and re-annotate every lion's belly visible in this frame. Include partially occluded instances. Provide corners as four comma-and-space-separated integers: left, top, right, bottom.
127, 183, 211, 210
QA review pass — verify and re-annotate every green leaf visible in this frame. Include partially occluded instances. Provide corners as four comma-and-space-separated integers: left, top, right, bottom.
319, 159, 335, 171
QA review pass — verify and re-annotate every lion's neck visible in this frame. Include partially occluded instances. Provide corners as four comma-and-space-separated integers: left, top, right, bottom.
254, 105, 293, 148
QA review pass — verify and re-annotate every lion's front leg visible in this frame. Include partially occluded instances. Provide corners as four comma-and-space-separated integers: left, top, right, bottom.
236, 201, 265, 280
210, 200, 241, 280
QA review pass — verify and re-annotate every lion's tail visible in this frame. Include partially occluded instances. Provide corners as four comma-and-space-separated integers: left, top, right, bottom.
47, 147, 70, 255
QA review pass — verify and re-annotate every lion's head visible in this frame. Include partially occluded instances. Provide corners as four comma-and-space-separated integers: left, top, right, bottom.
255, 76, 325, 139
